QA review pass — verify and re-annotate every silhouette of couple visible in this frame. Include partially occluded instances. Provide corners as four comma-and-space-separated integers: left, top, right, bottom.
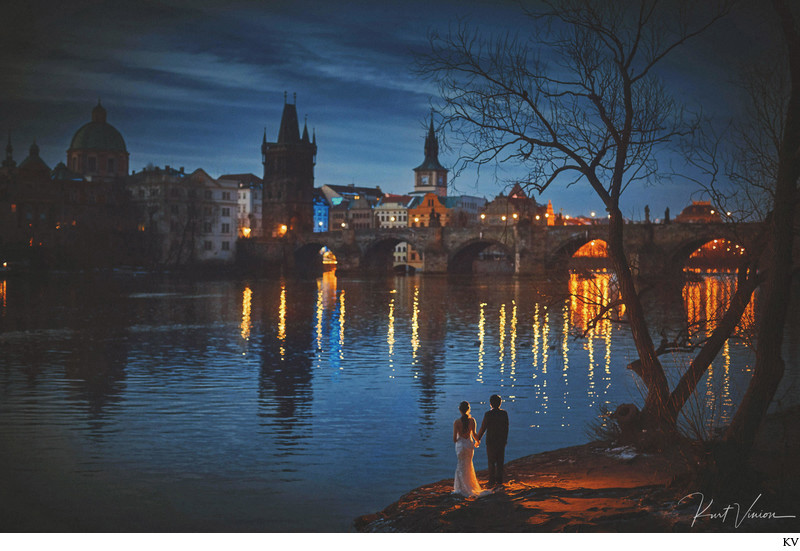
452, 395, 509, 497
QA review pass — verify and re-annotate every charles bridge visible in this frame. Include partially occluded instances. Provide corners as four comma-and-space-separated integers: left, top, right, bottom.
240, 221, 766, 280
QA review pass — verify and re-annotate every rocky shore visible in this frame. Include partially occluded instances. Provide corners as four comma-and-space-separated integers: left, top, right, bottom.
354, 408, 800, 532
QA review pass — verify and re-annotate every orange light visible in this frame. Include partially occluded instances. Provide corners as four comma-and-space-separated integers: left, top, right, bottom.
242, 227, 252, 238
512, 213, 518, 219
480, 213, 486, 219
501, 215, 507, 221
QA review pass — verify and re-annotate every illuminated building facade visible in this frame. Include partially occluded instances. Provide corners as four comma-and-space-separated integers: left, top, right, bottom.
220, 173, 263, 238
126, 166, 238, 265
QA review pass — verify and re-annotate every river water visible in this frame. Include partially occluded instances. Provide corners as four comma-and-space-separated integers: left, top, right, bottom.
0, 271, 797, 531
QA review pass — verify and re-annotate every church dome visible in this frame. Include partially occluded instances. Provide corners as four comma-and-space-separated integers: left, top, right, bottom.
18, 141, 51, 173
69, 101, 127, 152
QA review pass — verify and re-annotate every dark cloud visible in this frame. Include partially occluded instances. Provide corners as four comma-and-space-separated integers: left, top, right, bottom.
0, 0, 783, 215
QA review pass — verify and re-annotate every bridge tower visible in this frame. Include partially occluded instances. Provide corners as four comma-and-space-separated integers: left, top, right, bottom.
413, 111, 448, 197
261, 93, 317, 235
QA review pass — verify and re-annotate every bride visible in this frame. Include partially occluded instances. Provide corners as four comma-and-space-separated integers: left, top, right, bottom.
452, 401, 486, 497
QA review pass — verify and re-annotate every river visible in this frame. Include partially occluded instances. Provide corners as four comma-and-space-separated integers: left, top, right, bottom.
0, 271, 797, 531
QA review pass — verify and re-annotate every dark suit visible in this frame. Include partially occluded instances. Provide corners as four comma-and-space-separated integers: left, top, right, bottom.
478, 408, 509, 485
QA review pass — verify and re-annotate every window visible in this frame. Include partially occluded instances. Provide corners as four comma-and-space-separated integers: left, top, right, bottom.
221, 241, 230, 251
222, 207, 230, 217
221, 223, 230, 234
87, 156, 97, 172
222, 191, 231, 200
204, 222, 212, 233
107, 158, 116, 173
204, 241, 212, 251
204, 206, 212, 216
205, 191, 212, 200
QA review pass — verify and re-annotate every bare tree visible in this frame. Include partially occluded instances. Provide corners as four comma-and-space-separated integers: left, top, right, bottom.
416, 0, 743, 430
723, 0, 799, 455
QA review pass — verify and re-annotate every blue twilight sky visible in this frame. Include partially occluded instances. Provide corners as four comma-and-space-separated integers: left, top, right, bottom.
0, 0, 780, 219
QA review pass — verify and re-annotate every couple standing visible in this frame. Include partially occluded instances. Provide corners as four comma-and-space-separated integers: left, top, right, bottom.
452, 395, 509, 497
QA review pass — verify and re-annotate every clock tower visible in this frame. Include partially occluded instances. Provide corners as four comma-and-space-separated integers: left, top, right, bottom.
413, 112, 447, 197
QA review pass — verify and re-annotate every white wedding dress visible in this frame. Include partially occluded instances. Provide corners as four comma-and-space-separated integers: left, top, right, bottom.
453, 435, 486, 497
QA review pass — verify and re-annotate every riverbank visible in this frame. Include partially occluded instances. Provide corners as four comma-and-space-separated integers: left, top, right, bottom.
354, 408, 800, 532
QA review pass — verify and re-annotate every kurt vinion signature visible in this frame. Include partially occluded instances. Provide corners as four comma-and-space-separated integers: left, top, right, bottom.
678, 492, 796, 528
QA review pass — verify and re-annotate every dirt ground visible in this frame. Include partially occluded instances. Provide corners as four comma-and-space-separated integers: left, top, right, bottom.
354, 408, 800, 532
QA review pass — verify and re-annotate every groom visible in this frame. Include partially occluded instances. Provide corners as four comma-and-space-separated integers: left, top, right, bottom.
476, 394, 509, 487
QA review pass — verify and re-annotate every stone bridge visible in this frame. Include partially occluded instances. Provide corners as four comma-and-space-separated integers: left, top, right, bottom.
240, 222, 764, 279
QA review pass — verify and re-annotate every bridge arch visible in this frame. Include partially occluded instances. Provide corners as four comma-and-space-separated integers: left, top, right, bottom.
668, 232, 750, 275
361, 235, 422, 274
294, 240, 339, 276
547, 231, 610, 273
448, 238, 514, 274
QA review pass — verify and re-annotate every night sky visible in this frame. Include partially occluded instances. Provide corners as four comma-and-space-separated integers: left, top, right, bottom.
0, 0, 780, 218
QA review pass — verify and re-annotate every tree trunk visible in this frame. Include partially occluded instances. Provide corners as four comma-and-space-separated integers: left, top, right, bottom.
666, 267, 761, 423
724, 0, 800, 454
606, 209, 671, 422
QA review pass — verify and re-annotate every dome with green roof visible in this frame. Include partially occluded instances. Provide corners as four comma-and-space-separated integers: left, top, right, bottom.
69, 102, 127, 152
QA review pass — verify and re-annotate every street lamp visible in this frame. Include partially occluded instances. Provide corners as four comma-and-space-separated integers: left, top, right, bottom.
501, 215, 507, 221
512, 213, 518, 219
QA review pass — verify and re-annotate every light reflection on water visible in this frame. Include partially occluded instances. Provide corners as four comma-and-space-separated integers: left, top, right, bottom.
0, 271, 792, 531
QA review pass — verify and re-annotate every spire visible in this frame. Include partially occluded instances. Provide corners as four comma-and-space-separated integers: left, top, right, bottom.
414, 109, 445, 172
262, 127, 267, 144
425, 110, 438, 161
30, 140, 40, 158
276, 95, 301, 143
2, 131, 15, 169
302, 115, 310, 143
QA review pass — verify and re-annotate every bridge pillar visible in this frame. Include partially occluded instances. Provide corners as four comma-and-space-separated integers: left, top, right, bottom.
422, 228, 448, 273
333, 229, 362, 274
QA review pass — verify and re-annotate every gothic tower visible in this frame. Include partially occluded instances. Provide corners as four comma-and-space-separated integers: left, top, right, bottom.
413, 112, 447, 197
262, 93, 317, 235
